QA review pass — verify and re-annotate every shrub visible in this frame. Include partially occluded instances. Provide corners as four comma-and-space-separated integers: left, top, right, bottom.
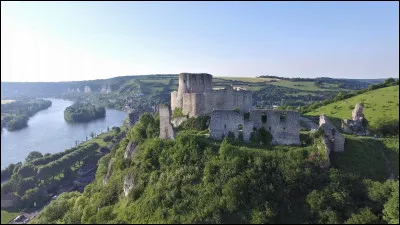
103, 135, 113, 142
172, 107, 185, 119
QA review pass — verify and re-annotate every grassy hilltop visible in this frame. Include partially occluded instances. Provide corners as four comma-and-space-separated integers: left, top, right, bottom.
306, 85, 399, 131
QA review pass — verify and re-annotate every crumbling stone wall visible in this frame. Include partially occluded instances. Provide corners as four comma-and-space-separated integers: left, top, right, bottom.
159, 104, 175, 139
171, 91, 178, 110
248, 110, 301, 145
319, 114, 345, 152
210, 109, 301, 145
243, 120, 253, 142
342, 103, 370, 136
210, 110, 244, 140
352, 103, 364, 120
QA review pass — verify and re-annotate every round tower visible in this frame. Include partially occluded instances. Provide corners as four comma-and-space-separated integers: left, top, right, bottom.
178, 73, 213, 93
175, 73, 213, 110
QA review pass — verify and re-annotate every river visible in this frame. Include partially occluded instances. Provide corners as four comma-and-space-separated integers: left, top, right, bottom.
1, 98, 127, 169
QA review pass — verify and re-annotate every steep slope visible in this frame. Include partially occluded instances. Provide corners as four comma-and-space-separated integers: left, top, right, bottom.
30, 113, 399, 224
306, 85, 399, 132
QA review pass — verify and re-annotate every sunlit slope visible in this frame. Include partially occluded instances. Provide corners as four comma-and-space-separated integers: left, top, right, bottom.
305, 85, 399, 130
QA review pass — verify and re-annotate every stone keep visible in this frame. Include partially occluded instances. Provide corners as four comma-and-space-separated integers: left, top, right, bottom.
171, 73, 252, 117
159, 104, 175, 139
319, 114, 345, 152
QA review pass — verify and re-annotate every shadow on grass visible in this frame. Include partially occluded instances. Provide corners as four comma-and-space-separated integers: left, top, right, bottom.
330, 136, 389, 182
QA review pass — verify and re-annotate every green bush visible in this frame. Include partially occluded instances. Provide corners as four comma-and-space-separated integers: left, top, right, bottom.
178, 115, 210, 131
103, 135, 113, 142
172, 107, 185, 119
249, 127, 272, 146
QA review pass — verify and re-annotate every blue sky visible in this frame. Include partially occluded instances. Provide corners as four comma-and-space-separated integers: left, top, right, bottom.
1, 1, 398, 82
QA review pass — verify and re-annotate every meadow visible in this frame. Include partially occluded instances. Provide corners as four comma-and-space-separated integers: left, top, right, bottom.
306, 85, 399, 130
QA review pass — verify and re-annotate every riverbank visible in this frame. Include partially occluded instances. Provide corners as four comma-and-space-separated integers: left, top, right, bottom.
1, 126, 128, 223
1, 98, 127, 169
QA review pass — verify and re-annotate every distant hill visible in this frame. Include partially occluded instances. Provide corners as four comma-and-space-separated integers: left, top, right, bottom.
0, 74, 178, 99
1, 74, 386, 99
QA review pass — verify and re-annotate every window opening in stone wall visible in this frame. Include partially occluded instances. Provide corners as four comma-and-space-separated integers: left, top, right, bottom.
283, 127, 286, 131
280, 112, 287, 122
269, 126, 271, 132
261, 112, 267, 124
244, 112, 250, 120
238, 124, 243, 131
224, 124, 227, 130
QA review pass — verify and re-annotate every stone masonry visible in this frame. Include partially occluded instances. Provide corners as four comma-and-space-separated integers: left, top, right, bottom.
210, 109, 301, 146
159, 104, 175, 139
162, 72, 301, 146
342, 103, 370, 136
171, 73, 252, 117
319, 114, 345, 152
210, 110, 243, 140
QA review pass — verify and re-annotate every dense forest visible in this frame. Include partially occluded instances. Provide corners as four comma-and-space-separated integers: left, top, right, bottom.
64, 103, 106, 123
1, 99, 52, 131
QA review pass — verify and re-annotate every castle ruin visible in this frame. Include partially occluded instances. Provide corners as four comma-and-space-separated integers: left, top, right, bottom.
209, 109, 301, 145
160, 73, 302, 146
171, 73, 252, 117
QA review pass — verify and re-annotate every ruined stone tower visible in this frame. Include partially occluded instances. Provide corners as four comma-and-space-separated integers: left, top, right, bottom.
171, 73, 252, 117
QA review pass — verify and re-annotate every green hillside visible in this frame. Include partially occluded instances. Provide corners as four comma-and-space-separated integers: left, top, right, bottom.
331, 135, 398, 181
306, 85, 399, 131
30, 113, 399, 224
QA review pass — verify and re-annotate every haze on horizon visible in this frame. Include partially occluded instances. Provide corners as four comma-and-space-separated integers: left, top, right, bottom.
1, 1, 399, 82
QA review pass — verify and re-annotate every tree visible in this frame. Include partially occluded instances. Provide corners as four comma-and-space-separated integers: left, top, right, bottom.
25, 151, 43, 163
90, 132, 95, 139
17, 163, 37, 178
384, 77, 395, 86
383, 181, 399, 224
107, 126, 110, 132
345, 208, 379, 224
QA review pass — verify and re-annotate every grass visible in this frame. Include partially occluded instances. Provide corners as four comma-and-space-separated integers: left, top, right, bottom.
1, 210, 19, 224
216, 77, 352, 92
82, 129, 116, 148
380, 137, 399, 178
268, 80, 349, 91
217, 77, 279, 83
330, 135, 391, 182
305, 85, 399, 130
